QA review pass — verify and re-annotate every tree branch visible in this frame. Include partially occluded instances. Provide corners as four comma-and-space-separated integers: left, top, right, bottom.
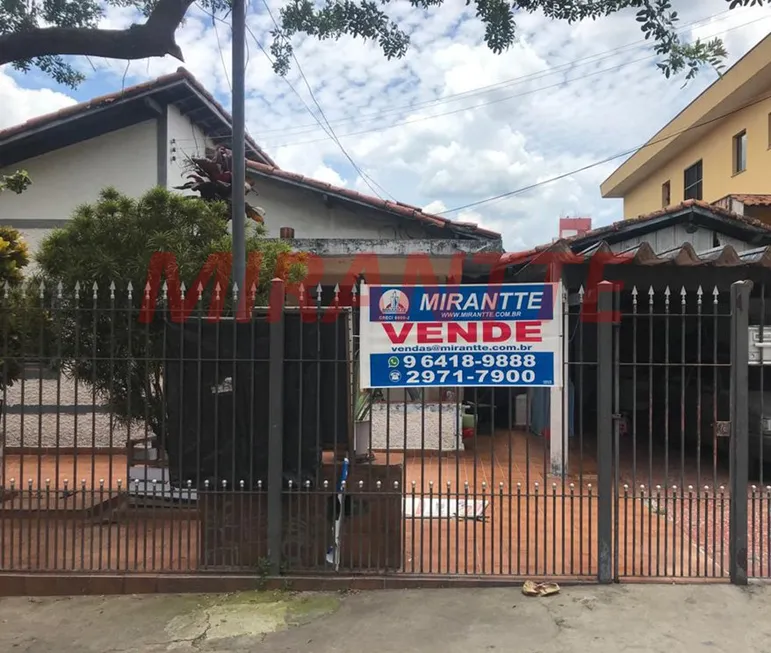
0, 0, 195, 67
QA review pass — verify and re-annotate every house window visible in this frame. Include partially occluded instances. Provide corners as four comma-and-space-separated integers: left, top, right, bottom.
661, 180, 671, 208
684, 160, 703, 201
733, 130, 747, 174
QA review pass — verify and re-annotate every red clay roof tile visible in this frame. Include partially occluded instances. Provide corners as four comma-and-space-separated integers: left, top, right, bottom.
496, 199, 771, 267
244, 159, 500, 239
719, 194, 771, 206
0, 67, 276, 167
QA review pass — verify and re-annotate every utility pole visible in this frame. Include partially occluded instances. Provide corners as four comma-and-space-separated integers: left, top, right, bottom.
231, 0, 247, 298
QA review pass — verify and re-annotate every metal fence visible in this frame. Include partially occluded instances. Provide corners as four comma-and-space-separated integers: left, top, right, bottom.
0, 276, 761, 586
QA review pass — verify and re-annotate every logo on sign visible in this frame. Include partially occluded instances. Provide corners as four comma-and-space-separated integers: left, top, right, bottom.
389, 370, 402, 383
379, 289, 409, 316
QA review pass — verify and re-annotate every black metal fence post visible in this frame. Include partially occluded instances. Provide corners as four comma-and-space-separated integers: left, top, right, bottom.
597, 280, 615, 584
268, 278, 286, 574
729, 279, 751, 586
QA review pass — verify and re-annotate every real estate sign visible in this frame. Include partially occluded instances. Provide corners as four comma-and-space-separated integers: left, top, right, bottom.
359, 283, 562, 389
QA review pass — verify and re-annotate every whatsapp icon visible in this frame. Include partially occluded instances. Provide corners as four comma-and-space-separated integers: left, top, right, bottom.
388, 356, 399, 368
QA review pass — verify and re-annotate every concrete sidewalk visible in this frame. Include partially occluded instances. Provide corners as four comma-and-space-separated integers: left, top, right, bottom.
1, 583, 770, 652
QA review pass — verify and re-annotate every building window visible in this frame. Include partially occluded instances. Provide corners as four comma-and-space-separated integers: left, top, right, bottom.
661, 180, 671, 207
684, 160, 703, 201
733, 130, 747, 174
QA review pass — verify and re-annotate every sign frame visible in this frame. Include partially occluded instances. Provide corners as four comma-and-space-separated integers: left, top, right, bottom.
359, 283, 563, 390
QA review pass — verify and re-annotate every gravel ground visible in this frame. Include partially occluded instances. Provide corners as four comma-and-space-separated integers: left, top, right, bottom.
4, 379, 464, 452
370, 403, 461, 451
2, 377, 143, 448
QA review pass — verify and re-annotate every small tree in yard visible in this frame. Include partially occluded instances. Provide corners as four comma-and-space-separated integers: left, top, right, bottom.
0, 226, 32, 393
34, 187, 305, 444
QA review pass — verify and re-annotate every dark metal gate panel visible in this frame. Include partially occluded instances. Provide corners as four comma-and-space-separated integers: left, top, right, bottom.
605, 279, 756, 583
0, 275, 758, 587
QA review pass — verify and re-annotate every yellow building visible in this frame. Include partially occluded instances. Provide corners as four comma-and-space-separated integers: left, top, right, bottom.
601, 32, 771, 223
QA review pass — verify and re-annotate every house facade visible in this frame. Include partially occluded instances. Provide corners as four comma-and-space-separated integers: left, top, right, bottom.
601, 33, 771, 221
0, 68, 502, 458
0, 67, 500, 257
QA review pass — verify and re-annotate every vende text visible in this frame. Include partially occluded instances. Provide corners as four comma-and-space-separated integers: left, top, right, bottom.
382, 321, 543, 344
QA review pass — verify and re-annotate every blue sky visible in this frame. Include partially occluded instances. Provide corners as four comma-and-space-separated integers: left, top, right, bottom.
2, 0, 770, 249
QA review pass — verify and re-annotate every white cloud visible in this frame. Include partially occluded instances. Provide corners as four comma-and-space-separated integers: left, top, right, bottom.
0, 68, 76, 130
2, 0, 770, 251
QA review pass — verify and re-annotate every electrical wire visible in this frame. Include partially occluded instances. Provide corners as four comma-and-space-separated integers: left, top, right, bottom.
175, 6, 742, 145
211, 7, 232, 93
222, 6, 738, 139
250, 0, 393, 199
253, 13, 771, 149
438, 88, 771, 216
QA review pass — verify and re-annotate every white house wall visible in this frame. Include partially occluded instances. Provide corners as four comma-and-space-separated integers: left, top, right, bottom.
0, 120, 158, 224
608, 224, 753, 255
166, 104, 213, 192
249, 175, 436, 240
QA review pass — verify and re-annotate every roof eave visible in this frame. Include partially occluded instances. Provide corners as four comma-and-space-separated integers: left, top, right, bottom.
0, 78, 190, 149
0, 68, 277, 169
245, 164, 501, 241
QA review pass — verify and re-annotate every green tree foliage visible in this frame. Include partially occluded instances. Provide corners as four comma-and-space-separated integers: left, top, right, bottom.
0, 171, 31, 195
273, 0, 765, 79
34, 187, 305, 438
0, 226, 33, 392
0, 0, 763, 88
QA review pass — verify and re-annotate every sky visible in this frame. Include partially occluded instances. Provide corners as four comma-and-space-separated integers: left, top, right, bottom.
1, 0, 771, 251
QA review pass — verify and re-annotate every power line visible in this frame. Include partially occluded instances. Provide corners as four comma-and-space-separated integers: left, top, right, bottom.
255, 14, 771, 149
211, 8, 232, 93
173, 11, 766, 150
249, 0, 393, 200
438, 89, 771, 216
172, 49, 662, 148
229, 6, 737, 139
179, 6, 738, 144
195, 3, 261, 147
